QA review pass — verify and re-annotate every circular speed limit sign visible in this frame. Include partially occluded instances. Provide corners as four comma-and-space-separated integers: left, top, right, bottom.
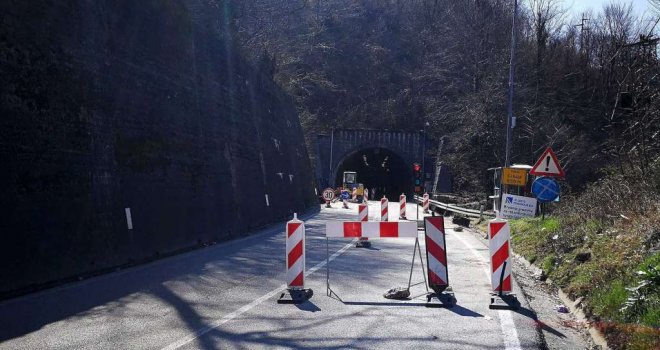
322, 188, 335, 201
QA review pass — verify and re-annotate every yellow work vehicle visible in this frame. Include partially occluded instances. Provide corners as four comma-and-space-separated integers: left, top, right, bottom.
342, 171, 364, 201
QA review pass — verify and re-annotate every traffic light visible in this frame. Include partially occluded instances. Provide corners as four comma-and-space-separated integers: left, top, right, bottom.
413, 162, 423, 193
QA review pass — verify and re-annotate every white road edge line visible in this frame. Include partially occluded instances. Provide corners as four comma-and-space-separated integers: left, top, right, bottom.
161, 240, 356, 350
450, 228, 523, 350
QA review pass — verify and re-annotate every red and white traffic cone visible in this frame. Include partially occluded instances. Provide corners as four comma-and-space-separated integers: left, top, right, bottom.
399, 193, 407, 220
277, 213, 313, 304
356, 203, 370, 247
381, 196, 388, 221
488, 219, 519, 309
424, 216, 455, 306
423, 193, 430, 213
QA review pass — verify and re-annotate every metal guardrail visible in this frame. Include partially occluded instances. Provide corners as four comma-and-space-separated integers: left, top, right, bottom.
414, 196, 496, 219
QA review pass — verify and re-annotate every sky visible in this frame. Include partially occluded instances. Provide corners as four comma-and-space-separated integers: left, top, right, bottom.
560, 0, 654, 19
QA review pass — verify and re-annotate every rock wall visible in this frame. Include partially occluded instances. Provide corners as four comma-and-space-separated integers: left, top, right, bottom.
0, 0, 317, 297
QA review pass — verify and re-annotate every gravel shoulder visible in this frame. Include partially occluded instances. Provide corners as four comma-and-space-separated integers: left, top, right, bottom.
463, 223, 599, 350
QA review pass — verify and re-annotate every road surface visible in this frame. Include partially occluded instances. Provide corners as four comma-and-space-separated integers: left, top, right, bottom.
0, 201, 546, 349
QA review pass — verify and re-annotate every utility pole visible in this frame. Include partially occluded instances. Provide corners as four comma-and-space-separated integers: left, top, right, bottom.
499, 0, 518, 216
432, 136, 445, 195
504, 0, 518, 168
575, 14, 589, 55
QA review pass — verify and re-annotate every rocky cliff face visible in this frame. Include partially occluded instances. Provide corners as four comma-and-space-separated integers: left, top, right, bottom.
0, 0, 316, 297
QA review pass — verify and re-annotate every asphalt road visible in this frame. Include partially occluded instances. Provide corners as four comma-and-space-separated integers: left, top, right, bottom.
0, 201, 545, 349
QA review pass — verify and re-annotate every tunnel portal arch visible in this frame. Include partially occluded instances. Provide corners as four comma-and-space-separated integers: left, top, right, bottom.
332, 147, 413, 200
316, 129, 427, 200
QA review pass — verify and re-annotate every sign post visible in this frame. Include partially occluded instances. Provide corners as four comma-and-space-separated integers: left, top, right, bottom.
502, 167, 528, 187
500, 194, 537, 219
530, 147, 565, 178
530, 147, 565, 219
322, 188, 335, 208
531, 177, 560, 203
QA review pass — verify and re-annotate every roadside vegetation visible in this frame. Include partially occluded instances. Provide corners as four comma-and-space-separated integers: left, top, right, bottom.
510, 162, 660, 349
231, 0, 660, 194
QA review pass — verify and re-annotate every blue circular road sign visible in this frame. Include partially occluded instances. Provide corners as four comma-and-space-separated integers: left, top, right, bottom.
532, 177, 560, 203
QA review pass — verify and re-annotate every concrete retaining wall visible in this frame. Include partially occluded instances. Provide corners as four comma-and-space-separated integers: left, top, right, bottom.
0, 0, 316, 297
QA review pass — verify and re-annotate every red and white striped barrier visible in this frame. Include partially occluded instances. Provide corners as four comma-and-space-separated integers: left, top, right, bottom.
278, 213, 312, 304
286, 214, 306, 289
358, 203, 368, 221
357, 203, 370, 246
326, 221, 417, 238
381, 197, 388, 221
425, 217, 449, 292
399, 193, 407, 219
489, 219, 512, 293
423, 193, 430, 213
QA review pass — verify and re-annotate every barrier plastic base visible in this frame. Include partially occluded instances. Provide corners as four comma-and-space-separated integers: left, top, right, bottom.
426, 289, 456, 308
277, 288, 313, 304
383, 287, 411, 300
355, 240, 371, 248
489, 293, 520, 310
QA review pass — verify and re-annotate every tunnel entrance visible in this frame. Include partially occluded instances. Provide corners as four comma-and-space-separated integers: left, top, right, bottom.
334, 148, 413, 201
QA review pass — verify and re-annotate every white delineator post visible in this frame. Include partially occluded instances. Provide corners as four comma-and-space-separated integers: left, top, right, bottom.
399, 193, 406, 219
381, 196, 388, 221
423, 193, 430, 213
358, 203, 368, 221
278, 213, 312, 303
357, 203, 369, 246
489, 219, 512, 294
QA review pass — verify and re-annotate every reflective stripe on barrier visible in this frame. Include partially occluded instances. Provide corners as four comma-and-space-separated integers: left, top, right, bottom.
489, 219, 512, 293
326, 221, 417, 238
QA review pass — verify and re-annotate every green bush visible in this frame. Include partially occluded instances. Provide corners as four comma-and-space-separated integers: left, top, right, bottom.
592, 280, 628, 322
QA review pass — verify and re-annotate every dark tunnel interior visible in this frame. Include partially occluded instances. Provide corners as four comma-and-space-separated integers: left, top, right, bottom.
334, 148, 413, 201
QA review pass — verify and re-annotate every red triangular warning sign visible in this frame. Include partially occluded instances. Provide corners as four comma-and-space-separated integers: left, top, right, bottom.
530, 147, 565, 177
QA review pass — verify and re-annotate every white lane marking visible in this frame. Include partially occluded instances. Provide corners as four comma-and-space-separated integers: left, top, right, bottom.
450, 227, 523, 350
161, 240, 356, 350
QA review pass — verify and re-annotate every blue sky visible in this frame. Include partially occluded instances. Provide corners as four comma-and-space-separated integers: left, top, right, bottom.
560, 0, 653, 18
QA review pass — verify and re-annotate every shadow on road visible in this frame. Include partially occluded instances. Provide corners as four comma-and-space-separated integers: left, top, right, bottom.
513, 305, 566, 338
447, 304, 484, 317
294, 300, 321, 312
151, 284, 357, 350
343, 301, 428, 307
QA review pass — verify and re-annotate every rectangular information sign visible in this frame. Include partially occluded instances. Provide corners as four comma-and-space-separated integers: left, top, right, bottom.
500, 194, 537, 219
502, 167, 527, 186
